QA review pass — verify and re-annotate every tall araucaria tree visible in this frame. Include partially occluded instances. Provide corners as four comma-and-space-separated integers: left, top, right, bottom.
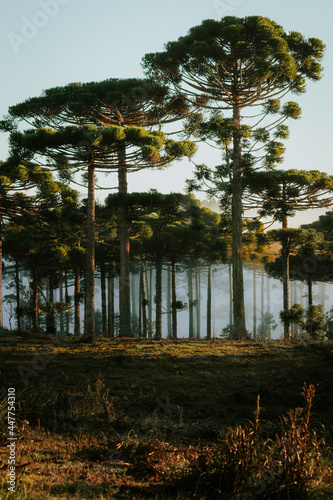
244, 169, 333, 340
143, 16, 325, 338
1, 78, 196, 338
0, 158, 60, 330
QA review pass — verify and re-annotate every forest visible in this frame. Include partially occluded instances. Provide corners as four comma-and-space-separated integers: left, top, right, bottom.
1, 15, 333, 499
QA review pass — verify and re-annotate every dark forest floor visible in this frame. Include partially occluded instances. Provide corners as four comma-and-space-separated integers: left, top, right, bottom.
1, 336, 333, 498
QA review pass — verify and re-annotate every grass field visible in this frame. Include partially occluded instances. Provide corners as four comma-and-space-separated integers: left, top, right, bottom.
1, 336, 333, 498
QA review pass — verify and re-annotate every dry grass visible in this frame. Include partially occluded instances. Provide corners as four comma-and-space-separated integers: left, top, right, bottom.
0, 337, 332, 498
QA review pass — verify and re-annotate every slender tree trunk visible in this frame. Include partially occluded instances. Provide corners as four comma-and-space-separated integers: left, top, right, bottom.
308, 278, 313, 307
171, 259, 177, 340
228, 261, 233, 329
46, 278, 56, 335
282, 211, 291, 341
261, 267, 265, 332
232, 102, 246, 339
188, 266, 194, 339
65, 270, 70, 335
59, 274, 64, 334
131, 273, 138, 337
196, 270, 201, 339
31, 268, 39, 332
319, 282, 327, 308
167, 264, 172, 339
139, 264, 147, 338
213, 284, 216, 338
253, 264, 257, 339
291, 279, 297, 337
107, 264, 115, 338
0, 222, 2, 329
15, 260, 22, 331
207, 264, 212, 340
100, 263, 107, 336
118, 143, 131, 337
85, 163, 96, 339
155, 258, 163, 340
147, 266, 153, 339
74, 265, 81, 338
267, 275, 271, 340
139, 269, 142, 337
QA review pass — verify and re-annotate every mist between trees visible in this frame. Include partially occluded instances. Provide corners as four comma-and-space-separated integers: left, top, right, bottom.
2, 257, 332, 340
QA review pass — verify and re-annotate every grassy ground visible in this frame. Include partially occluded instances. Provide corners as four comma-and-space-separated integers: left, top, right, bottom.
0, 336, 333, 498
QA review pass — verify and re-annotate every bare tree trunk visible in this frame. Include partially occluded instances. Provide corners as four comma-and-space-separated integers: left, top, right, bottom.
207, 264, 212, 340
261, 267, 265, 335
155, 257, 163, 340
228, 262, 233, 329
282, 210, 291, 341
0, 223, 2, 329
171, 260, 177, 340
139, 264, 147, 338
46, 278, 56, 335
167, 264, 172, 339
196, 270, 201, 339
147, 266, 153, 339
31, 268, 39, 332
253, 264, 257, 339
188, 266, 194, 339
232, 102, 246, 338
65, 270, 70, 335
319, 282, 327, 308
74, 265, 81, 338
100, 263, 107, 336
59, 274, 64, 334
15, 260, 22, 331
131, 273, 138, 337
267, 275, 271, 340
308, 278, 313, 308
107, 264, 115, 338
118, 144, 131, 337
85, 163, 96, 339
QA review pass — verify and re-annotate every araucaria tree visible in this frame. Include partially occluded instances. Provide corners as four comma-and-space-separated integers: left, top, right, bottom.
143, 16, 325, 338
245, 169, 333, 339
1, 78, 196, 338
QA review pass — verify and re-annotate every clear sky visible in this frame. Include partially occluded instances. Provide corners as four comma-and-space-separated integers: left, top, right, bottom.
1, 0, 333, 225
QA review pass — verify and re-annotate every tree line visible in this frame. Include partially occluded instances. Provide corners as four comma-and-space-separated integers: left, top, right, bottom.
1, 15, 332, 341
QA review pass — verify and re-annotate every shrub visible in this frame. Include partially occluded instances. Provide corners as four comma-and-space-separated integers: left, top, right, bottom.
176, 384, 327, 499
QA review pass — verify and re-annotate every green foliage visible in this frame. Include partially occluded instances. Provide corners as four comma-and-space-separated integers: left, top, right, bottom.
143, 16, 325, 96
280, 303, 304, 325
282, 101, 302, 119
303, 305, 326, 339
245, 169, 333, 225
257, 313, 278, 339
325, 307, 333, 340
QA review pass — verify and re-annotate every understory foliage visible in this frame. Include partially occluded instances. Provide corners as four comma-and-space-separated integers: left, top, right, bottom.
171, 384, 328, 499
1, 378, 330, 499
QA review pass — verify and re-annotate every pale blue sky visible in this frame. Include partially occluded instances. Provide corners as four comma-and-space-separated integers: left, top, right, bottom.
1, 0, 332, 224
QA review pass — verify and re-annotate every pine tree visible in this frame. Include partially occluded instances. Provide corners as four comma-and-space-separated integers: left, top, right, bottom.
1, 79, 196, 338
143, 16, 325, 338
245, 169, 333, 340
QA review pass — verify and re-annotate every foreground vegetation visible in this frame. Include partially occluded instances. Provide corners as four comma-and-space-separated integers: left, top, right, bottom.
1, 336, 333, 498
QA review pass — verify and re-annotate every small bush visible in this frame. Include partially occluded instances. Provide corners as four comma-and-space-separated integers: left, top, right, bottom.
176, 384, 327, 499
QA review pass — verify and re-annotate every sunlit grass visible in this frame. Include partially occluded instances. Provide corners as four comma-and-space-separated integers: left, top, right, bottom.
0, 338, 332, 498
